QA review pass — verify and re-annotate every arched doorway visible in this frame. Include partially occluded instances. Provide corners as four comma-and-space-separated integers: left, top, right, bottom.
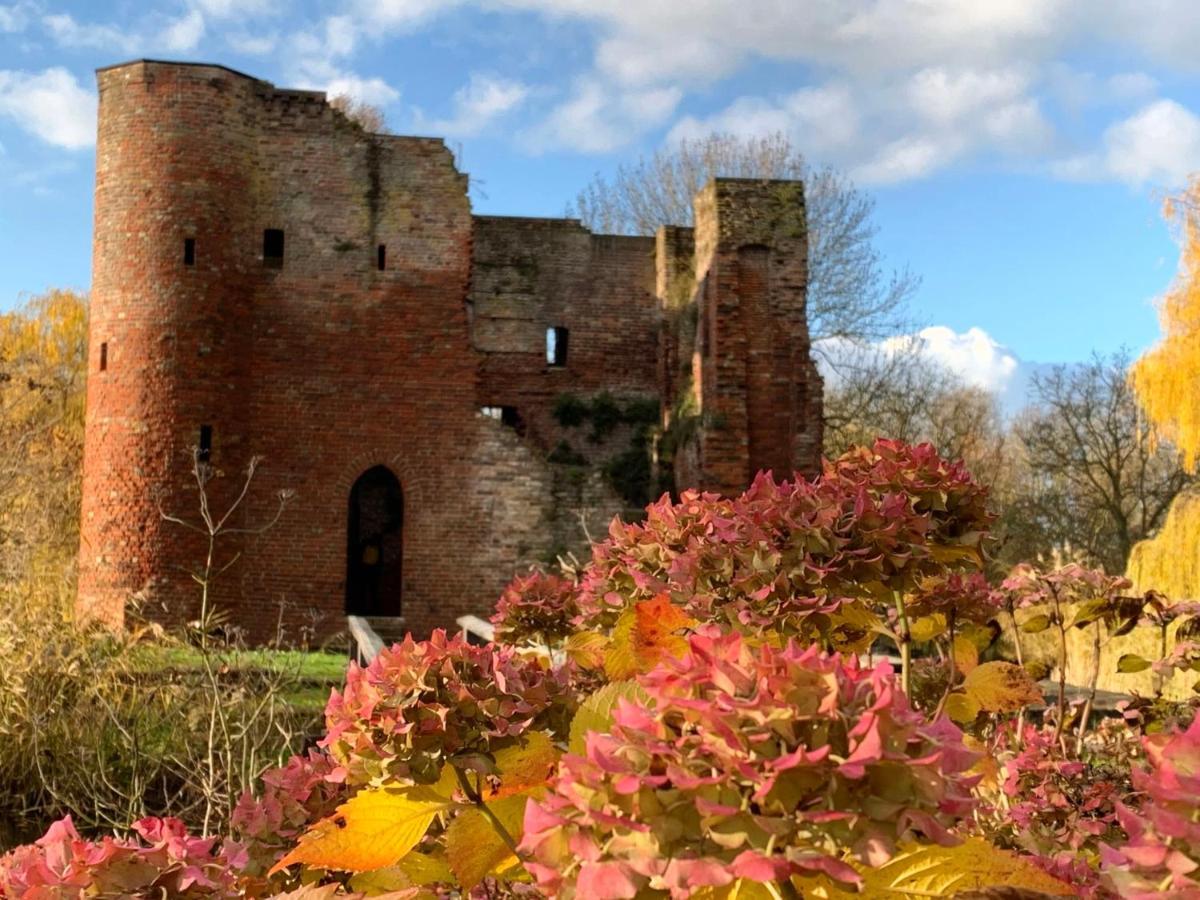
345, 466, 404, 616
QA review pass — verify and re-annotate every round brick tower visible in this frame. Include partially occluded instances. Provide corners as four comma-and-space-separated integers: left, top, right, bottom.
79, 62, 258, 628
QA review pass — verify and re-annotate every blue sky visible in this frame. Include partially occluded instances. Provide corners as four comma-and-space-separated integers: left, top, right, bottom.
3, 0, 1200, 399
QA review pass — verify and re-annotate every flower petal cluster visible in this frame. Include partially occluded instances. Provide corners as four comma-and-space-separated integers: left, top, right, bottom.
1001, 563, 1132, 608
521, 629, 979, 899
1102, 709, 1200, 898
576, 440, 993, 635
905, 572, 1003, 624
232, 749, 345, 875
998, 724, 1128, 856
0, 815, 245, 898
492, 571, 579, 646
322, 629, 572, 786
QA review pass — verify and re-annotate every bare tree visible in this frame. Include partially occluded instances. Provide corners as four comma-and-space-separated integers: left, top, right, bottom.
329, 94, 390, 133
823, 343, 1011, 491
570, 132, 917, 351
1009, 351, 1190, 574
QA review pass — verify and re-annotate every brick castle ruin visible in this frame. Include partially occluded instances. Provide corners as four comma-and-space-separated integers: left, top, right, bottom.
78, 60, 824, 643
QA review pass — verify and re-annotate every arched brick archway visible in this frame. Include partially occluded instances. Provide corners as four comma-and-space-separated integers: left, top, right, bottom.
345, 465, 404, 616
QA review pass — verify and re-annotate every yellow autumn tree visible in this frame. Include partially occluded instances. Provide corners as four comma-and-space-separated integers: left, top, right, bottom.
0, 288, 88, 617
1132, 179, 1200, 471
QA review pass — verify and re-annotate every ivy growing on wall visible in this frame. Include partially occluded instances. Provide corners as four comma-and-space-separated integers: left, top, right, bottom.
550, 392, 660, 506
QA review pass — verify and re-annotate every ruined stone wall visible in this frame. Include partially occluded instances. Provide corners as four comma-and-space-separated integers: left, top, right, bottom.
686, 179, 824, 494
470, 216, 660, 458
81, 64, 825, 646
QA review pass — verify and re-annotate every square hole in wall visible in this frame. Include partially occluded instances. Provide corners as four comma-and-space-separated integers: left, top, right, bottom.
263, 229, 284, 268
377, 244, 387, 271
99, 341, 108, 372
183, 237, 195, 266
198, 424, 213, 462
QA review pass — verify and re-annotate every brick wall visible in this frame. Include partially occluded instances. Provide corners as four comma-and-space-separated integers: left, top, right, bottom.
79, 62, 823, 646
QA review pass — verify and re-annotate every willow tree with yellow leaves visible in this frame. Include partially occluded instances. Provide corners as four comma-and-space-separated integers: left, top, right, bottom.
1133, 180, 1200, 471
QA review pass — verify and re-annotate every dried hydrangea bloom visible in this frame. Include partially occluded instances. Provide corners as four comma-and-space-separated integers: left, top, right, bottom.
322, 629, 573, 786
1102, 709, 1200, 898
575, 439, 993, 641
492, 571, 580, 647
0, 815, 246, 897
521, 629, 980, 899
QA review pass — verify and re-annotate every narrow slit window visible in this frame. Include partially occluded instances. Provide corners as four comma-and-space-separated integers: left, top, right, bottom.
99, 342, 108, 372
198, 425, 213, 463
183, 237, 196, 266
547, 326, 569, 367
377, 244, 386, 271
263, 229, 285, 268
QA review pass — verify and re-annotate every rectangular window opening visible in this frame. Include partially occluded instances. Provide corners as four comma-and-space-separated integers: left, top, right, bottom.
547, 326, 569, 367
183, 237, 196, 266
481, 406, 523, 433
377, 244, 387, 271
263, 229, 285, 268
99, 342, 108, 372
198, 424, 213, 463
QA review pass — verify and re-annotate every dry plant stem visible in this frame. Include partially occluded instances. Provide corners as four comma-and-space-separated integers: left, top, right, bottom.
453, 766, 521, 858
1050, 583, 1068, 743
1076, 621, 1103, 756
1009, 604, 1028, 740
892, 591, 912, 696
933, 613, 958, 719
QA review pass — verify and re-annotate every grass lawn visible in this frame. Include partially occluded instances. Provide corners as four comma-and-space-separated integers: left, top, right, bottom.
128, 644, 349, 713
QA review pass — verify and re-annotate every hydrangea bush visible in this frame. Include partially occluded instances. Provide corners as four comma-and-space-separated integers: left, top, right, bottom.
2, 440, 1196, 899
521, 630, 979, 898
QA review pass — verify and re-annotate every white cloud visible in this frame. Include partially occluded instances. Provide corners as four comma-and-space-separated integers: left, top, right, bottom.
0, 1, 36, 33
881, 326, 1021, 393
0, 68, 97, 150
43, 12, 138, 52
669, 83, 861, 160
1055, 99, 1200, 187
159, 10, 206, 52
418, 73, 529, 137
666, 65, 1052, 184
524, 79, 681, 153
191, 0, 276, 18
355, 0, 462, 31
1101, 99, 1200, 186
226, 31, 278, 55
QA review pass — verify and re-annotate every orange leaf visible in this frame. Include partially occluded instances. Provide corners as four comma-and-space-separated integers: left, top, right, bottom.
484, 732, 560, 801
605, 594, 696, 680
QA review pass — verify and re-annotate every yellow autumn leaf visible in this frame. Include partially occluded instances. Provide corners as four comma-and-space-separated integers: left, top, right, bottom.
568, 681, 650, 755
485, 732, 560, 801
271, 786, 457, 875
348, 852, 455, 893
944, 691, 981, 724
952, 634, 979, 675
856, 838, 1075, 896
564, 631, 607, 670
692, 879, 781, 898
962, 661, 1043, 713
445, 794, 535, 890
910, 613, 948, 643
827, 602, 881, 654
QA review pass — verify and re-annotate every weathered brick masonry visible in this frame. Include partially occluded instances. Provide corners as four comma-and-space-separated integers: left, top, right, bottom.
78, 60, 823, 644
